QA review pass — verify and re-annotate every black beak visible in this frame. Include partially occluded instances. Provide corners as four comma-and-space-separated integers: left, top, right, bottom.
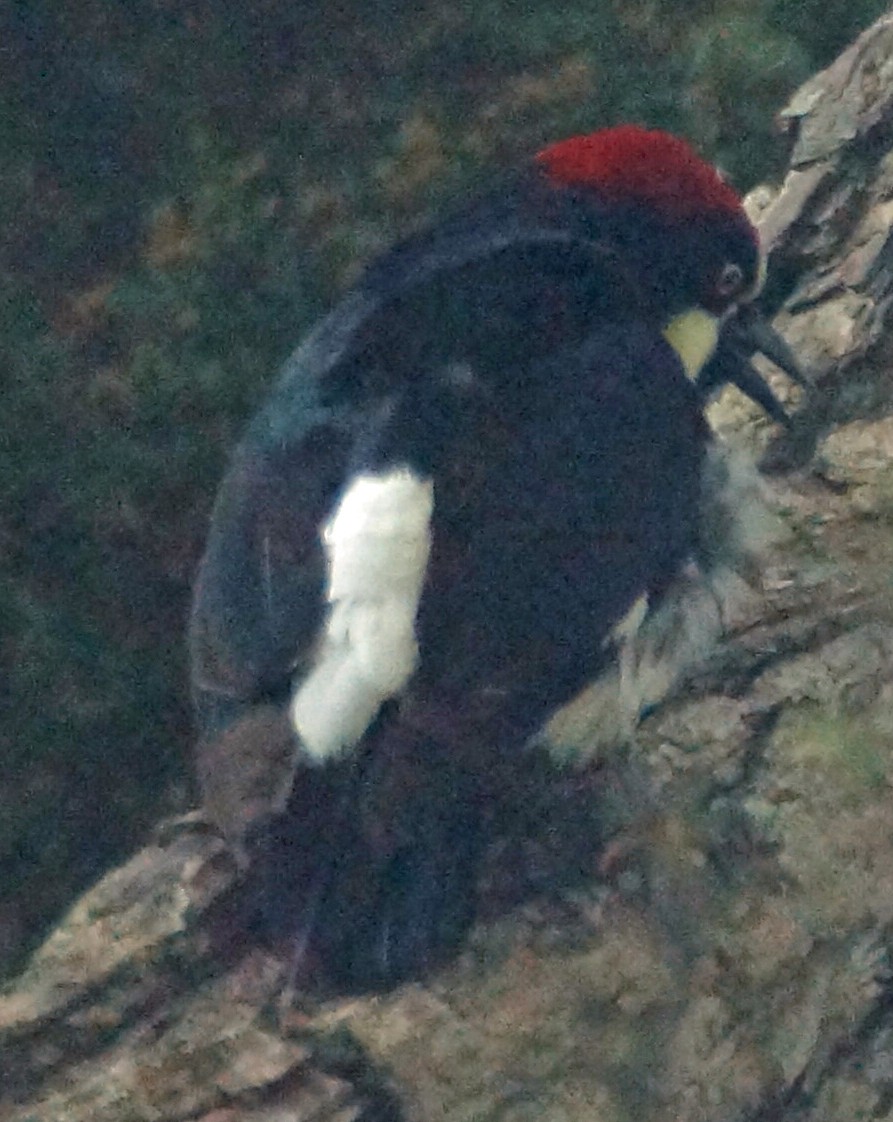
697, 304, 808, 428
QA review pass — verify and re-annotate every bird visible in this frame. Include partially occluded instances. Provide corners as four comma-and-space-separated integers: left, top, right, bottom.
189, 124, 805, 990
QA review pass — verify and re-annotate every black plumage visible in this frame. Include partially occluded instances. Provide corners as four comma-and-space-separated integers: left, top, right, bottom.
189, 127, 802, 988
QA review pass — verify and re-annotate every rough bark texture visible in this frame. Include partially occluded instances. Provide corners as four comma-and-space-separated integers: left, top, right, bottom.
6, 12, 893, 1121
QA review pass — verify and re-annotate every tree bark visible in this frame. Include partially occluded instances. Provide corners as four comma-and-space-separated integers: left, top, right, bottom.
6, 12, 893, 1121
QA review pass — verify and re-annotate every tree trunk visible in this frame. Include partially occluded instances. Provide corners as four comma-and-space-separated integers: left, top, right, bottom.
6, 12, 893, 1121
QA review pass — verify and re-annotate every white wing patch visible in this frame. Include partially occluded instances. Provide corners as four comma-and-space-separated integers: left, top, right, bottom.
290, 467, 433, 763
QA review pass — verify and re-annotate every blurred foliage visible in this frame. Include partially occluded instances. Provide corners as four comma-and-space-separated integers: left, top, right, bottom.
0, 0, 888, 974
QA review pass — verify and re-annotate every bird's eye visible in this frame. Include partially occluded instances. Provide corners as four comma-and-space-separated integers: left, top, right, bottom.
716, 262, 745, 298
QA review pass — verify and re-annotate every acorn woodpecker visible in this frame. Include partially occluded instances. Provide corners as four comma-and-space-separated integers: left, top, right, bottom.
190, 125, 804, 989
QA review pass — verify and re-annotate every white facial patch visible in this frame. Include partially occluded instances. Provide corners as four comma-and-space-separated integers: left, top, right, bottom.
290, 467, 433, 763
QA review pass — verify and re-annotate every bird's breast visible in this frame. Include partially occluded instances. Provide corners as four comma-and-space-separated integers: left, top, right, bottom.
416, 324, 707, 718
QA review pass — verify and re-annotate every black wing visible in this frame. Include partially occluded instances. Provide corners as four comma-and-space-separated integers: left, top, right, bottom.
188, 199, 715, 989
189, 187, 669, 746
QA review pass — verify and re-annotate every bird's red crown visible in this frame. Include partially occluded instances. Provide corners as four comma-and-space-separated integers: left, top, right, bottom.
536, 125, 746, 223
